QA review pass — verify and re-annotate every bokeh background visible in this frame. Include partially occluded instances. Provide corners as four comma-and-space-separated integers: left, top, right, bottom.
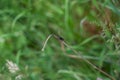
0, 0, 120, 80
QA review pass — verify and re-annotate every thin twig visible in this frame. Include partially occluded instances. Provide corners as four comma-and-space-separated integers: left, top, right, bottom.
41, 34, 53, 51
62, 40, 115, 80
42, 34, 115, 80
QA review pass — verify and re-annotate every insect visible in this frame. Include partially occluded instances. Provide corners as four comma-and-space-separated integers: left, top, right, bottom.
53, 34, 64, 41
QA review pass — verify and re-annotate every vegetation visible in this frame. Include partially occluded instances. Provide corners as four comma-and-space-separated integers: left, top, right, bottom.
0, 0, 120, 80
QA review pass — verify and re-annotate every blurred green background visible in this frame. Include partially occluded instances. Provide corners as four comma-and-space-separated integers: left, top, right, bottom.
0, 0, 120, 80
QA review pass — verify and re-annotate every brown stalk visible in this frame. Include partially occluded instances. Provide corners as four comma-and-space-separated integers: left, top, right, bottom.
42, 34, 115, 80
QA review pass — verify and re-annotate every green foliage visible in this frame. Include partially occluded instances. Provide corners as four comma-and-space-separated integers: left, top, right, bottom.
0, 0, 120, 80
